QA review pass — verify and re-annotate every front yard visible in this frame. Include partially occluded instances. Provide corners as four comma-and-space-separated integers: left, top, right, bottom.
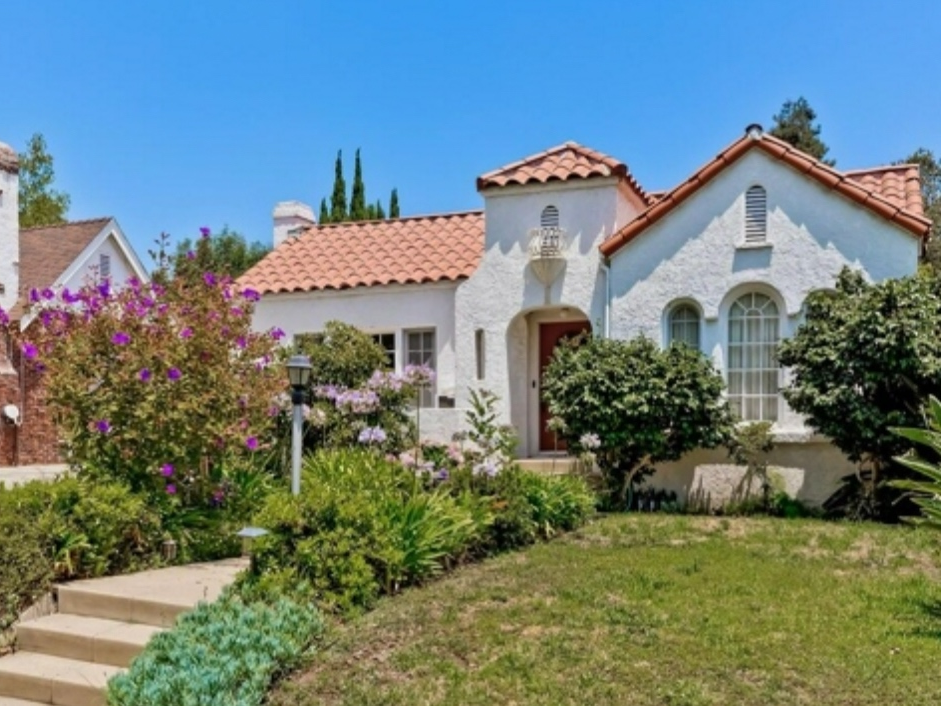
270, 514, 941, 706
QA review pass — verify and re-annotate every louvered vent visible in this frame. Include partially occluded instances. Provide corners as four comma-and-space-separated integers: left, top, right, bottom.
540, 205, 559, 229
744, 186, 767, 243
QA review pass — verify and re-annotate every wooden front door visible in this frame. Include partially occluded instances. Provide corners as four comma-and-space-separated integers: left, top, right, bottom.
538, 320, 591, 452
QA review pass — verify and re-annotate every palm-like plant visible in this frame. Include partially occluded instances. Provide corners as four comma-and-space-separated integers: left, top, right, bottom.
890, 395, 941, 528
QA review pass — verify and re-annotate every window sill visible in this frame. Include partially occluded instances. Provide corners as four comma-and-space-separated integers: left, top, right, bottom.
735, 241, 773, 251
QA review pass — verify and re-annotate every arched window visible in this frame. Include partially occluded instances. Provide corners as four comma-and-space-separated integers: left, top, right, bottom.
728, 292, 779, 421
744, 185, 767, 243
540, 205, 560, 229
668, 304, 700, 349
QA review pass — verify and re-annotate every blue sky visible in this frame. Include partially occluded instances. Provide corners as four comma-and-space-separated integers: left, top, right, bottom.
2, 1, 939, 261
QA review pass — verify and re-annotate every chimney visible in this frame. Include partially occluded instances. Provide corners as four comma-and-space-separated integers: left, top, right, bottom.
0, 141, 20, 316
273, 201, 316, 247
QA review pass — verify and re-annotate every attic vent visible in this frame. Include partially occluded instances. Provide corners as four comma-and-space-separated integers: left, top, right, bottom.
540, 205, 560, 229
744, 186, 767, 243
99, 254, 111, 279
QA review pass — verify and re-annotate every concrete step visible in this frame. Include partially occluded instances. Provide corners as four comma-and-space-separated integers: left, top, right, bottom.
516, 457, 578, 474
16, 615, 161, 668
56, 558, 246, 628
0, 696, 51, 706
0, 652, 121, 706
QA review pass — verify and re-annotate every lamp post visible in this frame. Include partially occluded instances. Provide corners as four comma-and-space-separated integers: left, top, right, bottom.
286, 354, 312, 496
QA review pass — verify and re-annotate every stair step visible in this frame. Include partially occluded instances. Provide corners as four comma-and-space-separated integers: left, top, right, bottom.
16, 615, 161, 668
0, 696, 52, 706
0, 652, 121, 706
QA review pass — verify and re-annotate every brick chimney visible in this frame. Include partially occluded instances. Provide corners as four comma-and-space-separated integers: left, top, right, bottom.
273, 201, 316, 248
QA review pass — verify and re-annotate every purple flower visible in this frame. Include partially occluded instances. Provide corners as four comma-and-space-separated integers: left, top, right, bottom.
61, 288, 81, 304
242, 288, 260, 302
139, 368, 152, 382
246, 436, 259, 451
95, 419, 111, 434
166, 484, 177, 495
203, 272, 216, 287
29, 288, 40, 303
0, 308, 8, 326
433, 469, 450, 482
179, 327, 193, 339
270, 327, 285, 341
167, 367, 182, 381
230, 307, 243, 317
357, 426, 387, 445
21, 343, 38, 360
200, 227, 211, 238
160, 463, 174, 477
185, 250, 195, 260
111, 332, 131, 346
97, 281, 111, 299
236, 336, 247, 349
41, 288, 55, 301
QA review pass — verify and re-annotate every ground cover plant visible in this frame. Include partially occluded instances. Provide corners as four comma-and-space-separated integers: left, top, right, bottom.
268, 514, 941, 706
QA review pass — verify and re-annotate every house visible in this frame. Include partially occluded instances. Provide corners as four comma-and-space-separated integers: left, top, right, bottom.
240, 125, 930, 505
0, 140, 149, 466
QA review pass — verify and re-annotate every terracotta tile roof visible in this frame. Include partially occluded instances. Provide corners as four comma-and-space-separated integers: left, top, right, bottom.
844, 165, 924, 217
19, 218, 111, 296
239, 211, 485, 294
477, 141, 649, 202
600, 130, 931, 257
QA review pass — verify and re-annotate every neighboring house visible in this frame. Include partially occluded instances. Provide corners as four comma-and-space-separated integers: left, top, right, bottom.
241, 124, 930, 505
0, 140, 148, 466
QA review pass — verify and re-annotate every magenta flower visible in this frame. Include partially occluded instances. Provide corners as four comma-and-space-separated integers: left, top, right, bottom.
21, 342, 38, 360
111, 332, 131, 345
139, 368, 152, 382
160, 463, 174, 477
29, 288, 40, 303
61, 288, 81, 304
236, 336, 247, 349
242, 288, 260, 302
270, 327, 285, 341
97, 281, 111, 298
95, 419, 111, 434
179, 327, 193, 339
166, 484, 177, 495
167, 367, 182, 381
41, 287, 55, 300
203, 272, 216, 286
246, 436, 259, 451
0, 308, 8, 326
200, 226, 211, 238
185, 250, 196, 260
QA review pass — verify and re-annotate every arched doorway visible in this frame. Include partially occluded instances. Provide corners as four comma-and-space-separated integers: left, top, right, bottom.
537, 318, 591, 451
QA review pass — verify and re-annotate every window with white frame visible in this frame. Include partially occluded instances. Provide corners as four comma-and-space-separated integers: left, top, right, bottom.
99, 253, 111, 279
727, 292, 779, 422
405, 329, 436, 408
668, 304, 701, 349
744, 185, 768, 244
370, 333, 396, 369
540, 205, 560, 229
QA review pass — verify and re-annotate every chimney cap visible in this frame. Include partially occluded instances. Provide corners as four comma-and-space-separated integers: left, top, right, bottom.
0, 142, 18, 174
745, 123, 764, 139
273, 201, 315, 222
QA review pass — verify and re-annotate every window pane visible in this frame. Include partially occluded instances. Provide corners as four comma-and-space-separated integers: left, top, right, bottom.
405, 329, 436, 408
728, 293, 781, 421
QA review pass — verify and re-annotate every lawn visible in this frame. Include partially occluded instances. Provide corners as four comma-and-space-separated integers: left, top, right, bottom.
269, 514, 941, 706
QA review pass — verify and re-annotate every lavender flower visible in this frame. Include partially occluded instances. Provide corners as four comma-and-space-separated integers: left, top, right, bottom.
167, 367, 182, 381
357, 426, 387, 445
111, 332, 131, 345
473, 460, 499, 478
139, 368, 152, 382
270, 327, 286, 341
95, 419, 111, 434
200, 226, 211, 238
21, 343, 38, 360
242, 288, 261, 302
335, 389, 380, 414
179, 327, 193, 339
403, 363, 436, 386
203, 272, 217, 287
579, 432, 601, 450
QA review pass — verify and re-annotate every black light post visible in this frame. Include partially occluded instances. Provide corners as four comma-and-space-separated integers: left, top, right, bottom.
286, 354, 312, 495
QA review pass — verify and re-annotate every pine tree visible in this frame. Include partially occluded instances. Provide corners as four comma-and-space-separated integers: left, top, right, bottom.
389, 188, 400, 218
769, 97, 834, 165
18, 133, 71, 228
318, 198, 330, 225
375, 199, 386, 219
350, 149, 367, 220
366, 203, 376, 220
329, 150, 348, 223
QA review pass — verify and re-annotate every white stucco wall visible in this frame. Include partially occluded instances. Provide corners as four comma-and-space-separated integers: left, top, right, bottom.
60, 232, 141, 292
0, 167, 19, 314
608, 148, 920, 432
453, 178, 641, 453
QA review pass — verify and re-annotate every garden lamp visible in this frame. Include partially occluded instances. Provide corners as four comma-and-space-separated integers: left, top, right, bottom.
286, 354, 312, 496
236, 526, 269, 576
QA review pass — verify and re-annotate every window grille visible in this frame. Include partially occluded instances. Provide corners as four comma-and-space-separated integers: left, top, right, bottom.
540, 205, 560, 229
669, 305, 701, 349
727, 292, 779, 421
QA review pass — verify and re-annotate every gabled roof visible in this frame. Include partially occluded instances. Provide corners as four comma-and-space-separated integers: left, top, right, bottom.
239, 211, 485, 295
600, 129, 932, 257
19, 218, 113, 296
477, 141, 649, 202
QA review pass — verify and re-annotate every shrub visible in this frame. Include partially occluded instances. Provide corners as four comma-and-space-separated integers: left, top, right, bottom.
0, 510, 52, 633
778, 267, 941, 519
0, 230, 285, 508
107, 588, 322, 706
542, 336, 733, 509
297, 320, 389, 388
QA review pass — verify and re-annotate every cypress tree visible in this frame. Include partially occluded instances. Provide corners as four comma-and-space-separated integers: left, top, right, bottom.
329, 150, 348, 223
375, 199, 386, 219
318, 198, 330, 225
366, 203, 376, 220
389, 188, 400, 218
350, 148, 367, 220
770, 97, 834, 165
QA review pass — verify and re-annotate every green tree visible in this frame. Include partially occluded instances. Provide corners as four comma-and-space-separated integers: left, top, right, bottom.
319, 198, 330, 225
777, 267, 941, 519
899, 148, 941, 267
770, 97, 834, 165
542, 336, 733, 509
389, 188, 400, 218
349, 149, 367, 220
18, 133, 71, 228
889, 396, 941, 529
329, 150, 348, 223
172, 226, 270, 282
374, 199, 386, 220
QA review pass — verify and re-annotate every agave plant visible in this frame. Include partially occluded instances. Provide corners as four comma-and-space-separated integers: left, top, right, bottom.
889, 395, 941, 529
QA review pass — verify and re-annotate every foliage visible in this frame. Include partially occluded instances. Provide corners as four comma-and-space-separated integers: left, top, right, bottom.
350, 148, 367, 220
298, 321, 388, 388
777, 267, 941, 519
0, 230, 285, 509
172, 226, 270, 281
389, 187, 400, 218
107, 588, 322, 706
17, 132, 70, 228
889, 395, 941, 529
0, 508, 52, 633
769, 96, 834, 165
726, 421, 775, 508
328, 149, 348, 223
542, 336, 733, 509
900, 147, 941, 267
463, 388, 518, 471
318, 149, 396, 223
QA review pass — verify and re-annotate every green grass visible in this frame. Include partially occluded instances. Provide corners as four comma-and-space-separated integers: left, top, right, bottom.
269, 514, 941, 706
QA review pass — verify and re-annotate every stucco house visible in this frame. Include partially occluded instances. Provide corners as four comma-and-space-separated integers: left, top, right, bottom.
0, 140, 148, 465
241, 124, 930, 505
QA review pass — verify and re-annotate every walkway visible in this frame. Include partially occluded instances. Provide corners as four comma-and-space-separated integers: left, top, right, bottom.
0, 558, 246, 706
0, 465, 67, 488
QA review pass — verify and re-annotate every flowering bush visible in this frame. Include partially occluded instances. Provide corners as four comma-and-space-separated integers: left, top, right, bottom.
0, 229, 285, 509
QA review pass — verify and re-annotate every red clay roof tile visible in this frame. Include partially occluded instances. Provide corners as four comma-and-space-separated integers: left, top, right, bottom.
239, 211, 484, 295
